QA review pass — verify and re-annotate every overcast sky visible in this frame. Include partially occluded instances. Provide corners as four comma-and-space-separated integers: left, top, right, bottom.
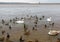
0, 0, 60, 3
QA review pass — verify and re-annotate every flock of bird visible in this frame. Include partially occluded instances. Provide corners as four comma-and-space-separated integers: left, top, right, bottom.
0, 15, 60, 42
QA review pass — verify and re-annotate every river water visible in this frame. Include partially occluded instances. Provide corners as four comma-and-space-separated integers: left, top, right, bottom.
0, 4, 60, 42
0, 4, 60, 22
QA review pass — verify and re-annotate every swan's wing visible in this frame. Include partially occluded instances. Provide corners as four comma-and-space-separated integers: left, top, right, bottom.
16, 20, 24, 24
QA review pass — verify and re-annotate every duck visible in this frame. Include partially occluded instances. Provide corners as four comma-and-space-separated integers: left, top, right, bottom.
48, 30, 60, 36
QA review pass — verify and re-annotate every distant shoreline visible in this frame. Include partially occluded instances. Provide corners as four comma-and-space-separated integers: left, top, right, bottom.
0, 2, 60, 5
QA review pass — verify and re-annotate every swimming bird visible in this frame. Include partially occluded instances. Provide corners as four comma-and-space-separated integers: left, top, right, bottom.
47, 17, 52, 22
32, 27, 35, 30
2, 19, 5, 24
9, 25, 12, 30
10, 19, 12, 22
19, 36, 24, 42
48, 30, 60, 36
44, 24, 47, 28
52, 22, 54, 27
15, 20, 24, 24
5, 23, 9, 26
2, 30, 5, 35
6, 33, 10, 39
42, 16, 45, 19
40, 18, 42, 20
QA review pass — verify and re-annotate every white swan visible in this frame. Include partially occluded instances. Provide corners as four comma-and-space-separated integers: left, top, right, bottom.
47, 17, 51, 22
48, 30, 60, 36
15, 20, 24, 24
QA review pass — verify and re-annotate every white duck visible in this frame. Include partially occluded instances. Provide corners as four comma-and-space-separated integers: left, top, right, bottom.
48, 30, 60, 36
